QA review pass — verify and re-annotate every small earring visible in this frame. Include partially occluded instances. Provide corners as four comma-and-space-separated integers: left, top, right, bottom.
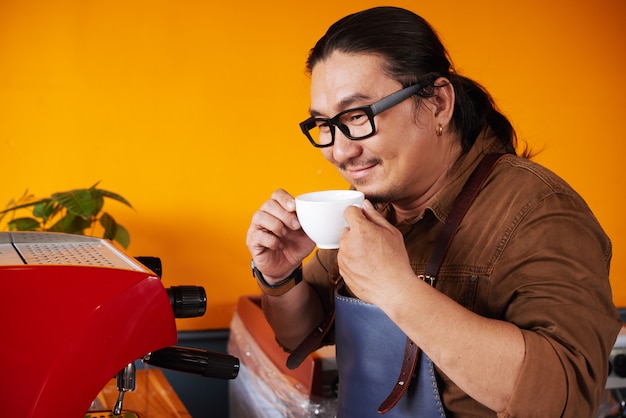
436, 124, 443, 137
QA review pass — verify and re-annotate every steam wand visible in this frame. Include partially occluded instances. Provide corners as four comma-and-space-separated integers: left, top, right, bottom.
113, 362, 136, 416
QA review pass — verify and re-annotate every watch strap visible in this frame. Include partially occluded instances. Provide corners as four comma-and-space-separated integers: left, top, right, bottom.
251, 260, 303, 296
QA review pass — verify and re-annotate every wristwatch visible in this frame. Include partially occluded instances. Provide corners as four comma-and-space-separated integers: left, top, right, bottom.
251, 260, 303, 296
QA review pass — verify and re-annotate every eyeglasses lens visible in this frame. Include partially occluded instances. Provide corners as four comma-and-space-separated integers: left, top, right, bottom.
305, 109, 375, 147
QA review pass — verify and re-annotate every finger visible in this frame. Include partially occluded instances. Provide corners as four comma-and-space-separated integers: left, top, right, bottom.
270, 188, 297, 212
343, 204, 366, 222
251, 207, 290, 237
246, 220, 284, 256
263, 192, 301, 231
344, 199, 388, 228
358, 199, 390, 227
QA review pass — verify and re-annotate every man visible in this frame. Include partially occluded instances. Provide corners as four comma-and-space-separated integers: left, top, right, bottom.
246, 6, 620, 417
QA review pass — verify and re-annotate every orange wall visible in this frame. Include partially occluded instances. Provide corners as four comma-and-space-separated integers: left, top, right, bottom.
1, 0, 625, 330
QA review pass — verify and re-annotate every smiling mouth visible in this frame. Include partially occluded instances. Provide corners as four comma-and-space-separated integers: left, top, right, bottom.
347, 166, 374, 180
341, 159, 381, 180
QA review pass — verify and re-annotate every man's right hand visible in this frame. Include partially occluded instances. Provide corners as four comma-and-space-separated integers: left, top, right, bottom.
246, 189, 316, 283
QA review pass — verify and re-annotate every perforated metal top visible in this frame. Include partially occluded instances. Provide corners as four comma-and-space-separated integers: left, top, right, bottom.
0, 232, 144, 271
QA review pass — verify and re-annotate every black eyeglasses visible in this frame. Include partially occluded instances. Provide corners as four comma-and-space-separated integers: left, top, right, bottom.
299, 82, 426, 148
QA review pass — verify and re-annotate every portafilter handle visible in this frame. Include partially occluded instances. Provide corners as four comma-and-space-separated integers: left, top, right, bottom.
143, 346, 239, 380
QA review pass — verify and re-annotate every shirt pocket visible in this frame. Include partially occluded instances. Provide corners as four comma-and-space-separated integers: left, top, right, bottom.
434, 273, 480, 310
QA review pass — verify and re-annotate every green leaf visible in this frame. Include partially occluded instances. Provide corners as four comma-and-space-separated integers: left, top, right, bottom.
97, 188, 133, 209
51, 189, 96, 219
100, 212, 117, 241
48, 213, 90, 234
33, 200, 59, 222
92, 190, 105, 214
114, 224, 130, 248
101, 213, 130, 248
47, 213, 75, 232
8, 217, 41, 231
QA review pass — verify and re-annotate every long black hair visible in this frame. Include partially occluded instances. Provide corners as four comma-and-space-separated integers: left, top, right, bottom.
306, 6, 520, 155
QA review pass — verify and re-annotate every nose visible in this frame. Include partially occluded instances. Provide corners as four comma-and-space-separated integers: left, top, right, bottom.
328, 128, 362, 164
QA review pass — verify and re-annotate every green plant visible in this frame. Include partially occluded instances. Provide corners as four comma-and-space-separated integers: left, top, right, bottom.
0, 182, 133, 248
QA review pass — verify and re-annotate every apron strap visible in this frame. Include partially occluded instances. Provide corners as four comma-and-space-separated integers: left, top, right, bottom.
378, 153, 505, 413
377, 338, 420, 413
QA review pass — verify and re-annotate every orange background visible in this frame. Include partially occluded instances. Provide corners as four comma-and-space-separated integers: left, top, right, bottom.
1, 1, 624, 330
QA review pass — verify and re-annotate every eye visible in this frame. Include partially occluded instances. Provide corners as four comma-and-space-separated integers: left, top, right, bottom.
340, 109, 368, 126
315, 119, 332, 132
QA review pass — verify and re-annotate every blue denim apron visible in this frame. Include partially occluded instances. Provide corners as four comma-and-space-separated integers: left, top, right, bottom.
335, 291, 446, 417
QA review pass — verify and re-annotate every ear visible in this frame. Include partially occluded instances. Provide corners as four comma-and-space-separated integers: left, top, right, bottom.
430, 76, 455, 125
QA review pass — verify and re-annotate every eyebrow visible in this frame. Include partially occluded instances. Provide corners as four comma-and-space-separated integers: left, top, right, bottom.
309, 92, 373, 118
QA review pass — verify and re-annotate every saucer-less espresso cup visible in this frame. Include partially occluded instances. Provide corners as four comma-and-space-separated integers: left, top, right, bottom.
295, 190, 365, 249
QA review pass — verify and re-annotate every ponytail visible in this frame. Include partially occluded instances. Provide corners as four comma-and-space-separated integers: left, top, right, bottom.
448, 74, 517, 154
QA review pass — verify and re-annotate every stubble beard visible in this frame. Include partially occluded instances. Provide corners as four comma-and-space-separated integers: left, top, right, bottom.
340, 157, 407, 206
349, 175, 405, 207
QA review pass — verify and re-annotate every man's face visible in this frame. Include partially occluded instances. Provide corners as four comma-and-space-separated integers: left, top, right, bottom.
309, 51, 452, 207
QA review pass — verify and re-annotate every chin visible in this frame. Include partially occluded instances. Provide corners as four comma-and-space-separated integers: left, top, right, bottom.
365, 194, 390, 206
350, 178, 393, 205
357, 188, 390, 205
358, 184, 403, 206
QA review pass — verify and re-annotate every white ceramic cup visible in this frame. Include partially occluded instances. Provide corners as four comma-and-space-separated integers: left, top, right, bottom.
295, 190, 365, 249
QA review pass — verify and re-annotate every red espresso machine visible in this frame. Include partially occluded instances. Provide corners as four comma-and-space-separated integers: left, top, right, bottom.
0, 231, 239, 417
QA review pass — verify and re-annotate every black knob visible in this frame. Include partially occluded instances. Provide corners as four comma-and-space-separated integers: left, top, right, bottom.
612, 354, 626, 378
135, 256, 163, 277
166, 286, 207, 318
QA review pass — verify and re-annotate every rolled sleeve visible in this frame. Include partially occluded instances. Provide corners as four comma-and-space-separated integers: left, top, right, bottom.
489, 182, 621, 416
499, 330, 567, 417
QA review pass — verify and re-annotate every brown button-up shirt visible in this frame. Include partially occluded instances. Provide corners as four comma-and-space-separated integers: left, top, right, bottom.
304, 132, 621, 417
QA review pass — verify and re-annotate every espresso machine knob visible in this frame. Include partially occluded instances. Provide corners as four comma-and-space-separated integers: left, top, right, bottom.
134, 256, 163, 277
166, 286, 207, 318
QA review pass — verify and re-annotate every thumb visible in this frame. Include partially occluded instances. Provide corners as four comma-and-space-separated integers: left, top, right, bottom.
344, 199, 391, 229
359, 199, 390, 227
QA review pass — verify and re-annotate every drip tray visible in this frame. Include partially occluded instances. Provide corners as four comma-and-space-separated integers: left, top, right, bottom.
85, 412, 139, 418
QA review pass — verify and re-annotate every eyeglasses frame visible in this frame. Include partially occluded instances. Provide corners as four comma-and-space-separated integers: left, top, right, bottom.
299, 82, 427, 148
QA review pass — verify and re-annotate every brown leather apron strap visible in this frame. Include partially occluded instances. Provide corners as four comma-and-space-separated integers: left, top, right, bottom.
377, 338, 420, 413
424, 153, 505, 278
286, 307, 335, 370
377, 153, 505, 413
